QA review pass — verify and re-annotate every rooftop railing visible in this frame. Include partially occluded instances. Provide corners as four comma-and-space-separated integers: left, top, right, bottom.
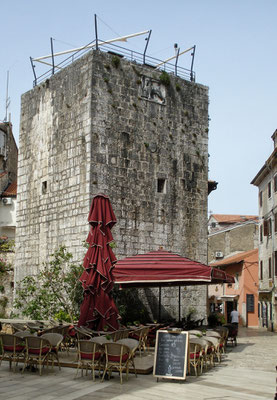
30, 39, 195, 87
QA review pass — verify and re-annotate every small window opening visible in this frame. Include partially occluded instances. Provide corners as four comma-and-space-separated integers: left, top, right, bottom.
157, 179, 166, 193
42, 181, 47, 194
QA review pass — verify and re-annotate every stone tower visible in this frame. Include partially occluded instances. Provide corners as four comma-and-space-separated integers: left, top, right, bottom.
16, 49, 209, 320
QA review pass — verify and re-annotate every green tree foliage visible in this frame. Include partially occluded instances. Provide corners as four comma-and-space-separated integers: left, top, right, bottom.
14, 246, 83, 323
112, 285, 150, 325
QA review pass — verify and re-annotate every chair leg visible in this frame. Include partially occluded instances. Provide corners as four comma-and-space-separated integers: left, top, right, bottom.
101, 367, 107, 382
131, 358, 137, 377
120, 370, 123, 384
92, 366, 95, 381
126, 363, 129, 381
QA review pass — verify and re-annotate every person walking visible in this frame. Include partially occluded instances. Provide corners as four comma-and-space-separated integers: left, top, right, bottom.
230, 308, 239, 327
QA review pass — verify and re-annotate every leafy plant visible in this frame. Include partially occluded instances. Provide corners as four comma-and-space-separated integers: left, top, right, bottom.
0, 239, 15, 252
111, 56, 120, 68
112, 286, 150, 325
14, 246, 83, 323
0, 297, 8, 308
0, 258, 12, 275
159, 71, 170, 86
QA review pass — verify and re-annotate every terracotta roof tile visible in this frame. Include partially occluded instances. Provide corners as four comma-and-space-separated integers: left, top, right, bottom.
210, 249, 258, 267
2, 180, 17, 197
211, 214, 258, 223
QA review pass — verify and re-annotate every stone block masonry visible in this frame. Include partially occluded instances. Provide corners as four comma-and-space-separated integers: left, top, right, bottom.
15, 50, 209, 321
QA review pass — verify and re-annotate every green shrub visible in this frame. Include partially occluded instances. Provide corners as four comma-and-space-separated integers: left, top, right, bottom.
14, 246, 83, 323
159, 71, 170, 86
111, 56, 120, 68
112, 286, 150, 325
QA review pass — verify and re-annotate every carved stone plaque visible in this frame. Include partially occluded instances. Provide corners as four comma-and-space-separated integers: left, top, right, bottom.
140, 76, 166, 105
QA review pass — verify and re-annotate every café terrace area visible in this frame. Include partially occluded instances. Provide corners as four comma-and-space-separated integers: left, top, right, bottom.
0, 323, 275, 400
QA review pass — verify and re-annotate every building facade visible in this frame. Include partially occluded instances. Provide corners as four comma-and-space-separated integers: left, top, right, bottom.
15, 49, 210, 321
208, 215, 259, 326
251, 130, 277, 331
0, 122, 17, 240
0, 122, 18, 317
210, 249, 259, 327
208, 216, 259, 262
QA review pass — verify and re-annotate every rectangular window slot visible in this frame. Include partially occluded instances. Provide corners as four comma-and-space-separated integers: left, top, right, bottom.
42, 181, 47, 194
157, 179, 166, 193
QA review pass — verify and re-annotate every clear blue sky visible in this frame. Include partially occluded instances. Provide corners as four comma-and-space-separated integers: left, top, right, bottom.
1, 1, 276, 216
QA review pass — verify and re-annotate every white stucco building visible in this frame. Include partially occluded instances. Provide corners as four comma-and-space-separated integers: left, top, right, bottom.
251, 129, 277, 331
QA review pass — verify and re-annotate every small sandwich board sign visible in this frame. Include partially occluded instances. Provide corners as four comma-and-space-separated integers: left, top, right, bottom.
153, 330, 189, 381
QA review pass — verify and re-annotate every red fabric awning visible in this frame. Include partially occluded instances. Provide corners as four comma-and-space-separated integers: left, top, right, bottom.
113, 249, 234, 288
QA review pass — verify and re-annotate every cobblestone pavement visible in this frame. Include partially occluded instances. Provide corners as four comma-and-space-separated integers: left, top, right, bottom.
0, 327, 276, 399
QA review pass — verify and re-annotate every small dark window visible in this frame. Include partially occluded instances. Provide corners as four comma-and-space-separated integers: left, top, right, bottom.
269, 257, 272, 279
246, 294, 254, 313
275, 251, 277, 276
260, 260, 263, 280
157, 179, 166, 193
268, 181, 271, 198
264, 220, 268, 236
275, 214, 277, 233
264, 219, 272, 236
260, 225, 263, 242
42, 181, 47, 194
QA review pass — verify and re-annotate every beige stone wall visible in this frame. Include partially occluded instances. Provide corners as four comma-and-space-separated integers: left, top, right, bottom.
208, 222, 258, 262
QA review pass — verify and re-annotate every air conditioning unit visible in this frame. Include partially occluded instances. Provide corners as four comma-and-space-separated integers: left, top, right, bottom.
2, 198, 12, 205
215, 251, 224, 259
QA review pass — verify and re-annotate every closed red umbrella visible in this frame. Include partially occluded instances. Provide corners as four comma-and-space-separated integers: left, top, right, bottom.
78, 194, 120, 331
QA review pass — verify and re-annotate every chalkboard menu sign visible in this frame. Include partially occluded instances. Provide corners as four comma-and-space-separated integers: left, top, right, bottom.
153, 330, 188, 380
246, 294, 254, 313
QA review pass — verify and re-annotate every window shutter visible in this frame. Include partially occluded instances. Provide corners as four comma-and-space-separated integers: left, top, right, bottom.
264, 220, 268, 236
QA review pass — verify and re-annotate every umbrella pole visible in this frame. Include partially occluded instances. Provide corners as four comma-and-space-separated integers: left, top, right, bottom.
178, 286, 181, 323
158, 286, 161, 322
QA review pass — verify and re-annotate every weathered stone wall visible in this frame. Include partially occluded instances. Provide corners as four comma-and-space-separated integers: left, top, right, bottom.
16, 50, 209, 321
0, 122, 18, 183
6, 124, 18, 183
